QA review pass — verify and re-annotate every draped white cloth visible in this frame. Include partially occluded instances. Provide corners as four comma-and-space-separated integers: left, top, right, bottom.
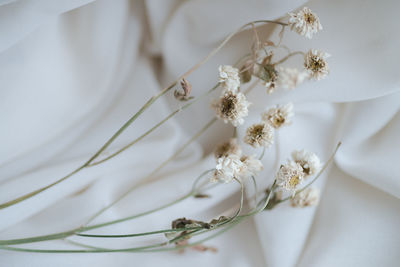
0, 0, 399, 266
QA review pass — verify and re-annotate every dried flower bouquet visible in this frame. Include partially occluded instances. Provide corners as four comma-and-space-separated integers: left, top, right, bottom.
0, 7, 340, 253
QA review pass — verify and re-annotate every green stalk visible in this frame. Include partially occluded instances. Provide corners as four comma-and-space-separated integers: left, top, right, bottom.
0, 19, 282, 210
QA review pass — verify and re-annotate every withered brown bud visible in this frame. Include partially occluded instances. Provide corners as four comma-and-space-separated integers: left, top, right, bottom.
174, 78, 193, 101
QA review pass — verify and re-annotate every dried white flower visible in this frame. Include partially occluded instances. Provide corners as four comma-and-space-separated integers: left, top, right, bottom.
262, 103, 294, 129
239, 155, 263, 179
304, 49, 330, 80
213, 91, 250, 127
292, 149, 322, 177
214, 138, 242, 159
244, 122, 274, 148
277, 67, 309, 90
289, 7, 322, 39
290, 187, 320, 207
212, 154, 244, 183
218, 65, 240, 92
276, 160, 304, 193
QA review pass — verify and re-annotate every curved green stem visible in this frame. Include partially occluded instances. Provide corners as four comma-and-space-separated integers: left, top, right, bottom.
0, 19, 282, 210
89, 84, 220, 166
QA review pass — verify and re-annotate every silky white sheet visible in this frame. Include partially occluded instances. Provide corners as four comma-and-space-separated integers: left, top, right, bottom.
0, 0, 399, 266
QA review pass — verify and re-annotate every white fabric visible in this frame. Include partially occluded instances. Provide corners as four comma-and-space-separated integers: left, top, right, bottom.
0, 0, 399, 266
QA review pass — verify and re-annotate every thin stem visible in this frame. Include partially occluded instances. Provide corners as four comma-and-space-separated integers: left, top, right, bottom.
273, 51, 305, 65
258, 147, 266, 160
89, 84, 220, 166
0, 19, 284, 210
83, 169, 213, 230
76, 227, 203, 239
250, 176, 258, 208
0, 176, 268, 252
0, 170, 213, 246
84, 119, 217, 225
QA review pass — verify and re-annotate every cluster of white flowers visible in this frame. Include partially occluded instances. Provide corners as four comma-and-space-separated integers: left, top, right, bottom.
292, 149, 322, 177
276, 149, 322, 195
304, 49, 330, 80
218, 65, 240, 92
290, 187, 320, 207
262, 102, 294, 129
212, 141, 263, 183
212, 90, 250, 127
288, 7, 322, 39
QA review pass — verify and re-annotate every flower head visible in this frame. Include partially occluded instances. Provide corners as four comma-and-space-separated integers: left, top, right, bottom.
262, 103, 294, 129
304, 49, 330, 80
289, 7, 322, 39
290, 187, 320, 207
277, 67, 309, 90
214, 138, 242, 159
218, 65, 240, 92
276, 160, 304, 192
239, 155, 263, 179
244, 122, 274, 148
212, 154, 244, 183
292, 149, 322, 177
213, 91, 250, 126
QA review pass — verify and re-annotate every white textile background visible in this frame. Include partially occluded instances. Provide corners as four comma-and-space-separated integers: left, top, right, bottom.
0, 0, 399, 266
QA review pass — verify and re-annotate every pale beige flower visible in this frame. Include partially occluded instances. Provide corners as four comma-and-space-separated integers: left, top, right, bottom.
213, 91, 250, 126
239, 155, 263, 179
304, 49, 330, 80
277, 67, 309, 90
214, 138, 242, 159
290, 187, 320, 207
292, 149, 322, 177
218, 65, 240, 92
276, 160, 304, 193
289, 7, 322, 39
244, 122, 274, 148
262, 103, 294, 129
212, 154, 244, 183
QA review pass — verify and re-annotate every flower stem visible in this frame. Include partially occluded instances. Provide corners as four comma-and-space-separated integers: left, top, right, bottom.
274, 51, 305, 65
88, 84, 220, 166
0, 19, 282, 210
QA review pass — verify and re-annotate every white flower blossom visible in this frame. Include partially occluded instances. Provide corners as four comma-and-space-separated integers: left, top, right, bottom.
277, 67, 309, 89
289, 7, 322, 39
290, 187, 320, 207
239, 155, 263, 179
213, 91, 250, 126
212, 154, 244, 183
214, 138, 242, 160
276, 160, 304, 193
304, 49, 330, 80
292, 149, 322, 177
218, 65, 240, 92
262, 103, 294, 129
244, 122, 274, 148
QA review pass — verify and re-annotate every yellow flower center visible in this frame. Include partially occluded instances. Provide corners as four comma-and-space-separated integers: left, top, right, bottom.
304, 13, 316, 24
289, 175, 301, 188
